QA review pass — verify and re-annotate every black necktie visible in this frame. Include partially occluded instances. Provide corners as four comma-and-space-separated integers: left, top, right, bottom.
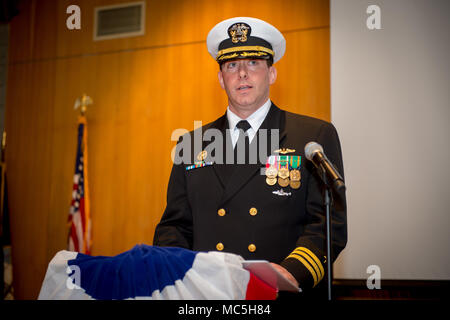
235, 120, 251, 164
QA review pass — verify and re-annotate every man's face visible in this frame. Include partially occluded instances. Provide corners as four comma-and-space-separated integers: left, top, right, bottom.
218, 59, 277, 115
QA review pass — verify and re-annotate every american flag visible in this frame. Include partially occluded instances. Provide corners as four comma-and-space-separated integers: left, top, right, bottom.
68, 116, 91, 254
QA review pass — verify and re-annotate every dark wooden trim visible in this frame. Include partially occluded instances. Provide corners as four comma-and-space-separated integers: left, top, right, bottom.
332, 279, 450, 300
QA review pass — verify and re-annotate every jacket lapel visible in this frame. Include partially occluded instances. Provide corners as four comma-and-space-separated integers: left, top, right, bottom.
206, 113, 235, 188
218, 103, 287, 206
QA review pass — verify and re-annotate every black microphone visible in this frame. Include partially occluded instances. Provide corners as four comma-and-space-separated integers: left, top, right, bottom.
304, 142, 346, 192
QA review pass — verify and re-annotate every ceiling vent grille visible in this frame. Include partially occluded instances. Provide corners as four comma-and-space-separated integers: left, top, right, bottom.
94, 1, 145, 41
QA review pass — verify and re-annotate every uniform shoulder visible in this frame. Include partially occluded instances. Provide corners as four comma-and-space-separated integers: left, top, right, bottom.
284, 110, 334, 129
178, 114, 226, 140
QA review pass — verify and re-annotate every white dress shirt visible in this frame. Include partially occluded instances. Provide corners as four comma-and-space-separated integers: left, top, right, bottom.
227, 99, 272, 148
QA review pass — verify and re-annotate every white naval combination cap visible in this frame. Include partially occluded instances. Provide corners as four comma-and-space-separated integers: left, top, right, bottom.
206, 17, 286, 64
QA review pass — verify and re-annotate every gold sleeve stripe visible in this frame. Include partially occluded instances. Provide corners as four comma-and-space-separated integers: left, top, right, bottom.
217, 46, 275, 57
286, 252, 319, 286
296, 247, 325, 279
292, 250, 324, 287
292, 249, 323, 280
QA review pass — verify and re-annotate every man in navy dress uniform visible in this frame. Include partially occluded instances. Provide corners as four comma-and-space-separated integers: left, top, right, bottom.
154, 17, 347, 297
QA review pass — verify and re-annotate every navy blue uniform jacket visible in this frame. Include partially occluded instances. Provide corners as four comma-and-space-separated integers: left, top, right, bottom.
154, 103, 347, 290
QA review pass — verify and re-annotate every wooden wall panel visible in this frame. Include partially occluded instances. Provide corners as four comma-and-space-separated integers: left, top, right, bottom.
6, 0, 330, 299
273, 27, 331, 120
6, 59, 57, 299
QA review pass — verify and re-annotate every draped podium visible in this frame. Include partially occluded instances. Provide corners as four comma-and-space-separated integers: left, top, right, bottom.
38, 245, 277, 300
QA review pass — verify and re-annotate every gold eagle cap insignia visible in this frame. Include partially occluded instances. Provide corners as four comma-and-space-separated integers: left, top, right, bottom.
228, 23, 251, 43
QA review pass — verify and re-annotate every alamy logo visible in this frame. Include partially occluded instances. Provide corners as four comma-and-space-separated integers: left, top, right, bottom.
170, 121, 280, 166
366, 265, 381, 289
66, 5, 81, 30
366, 5, 381, 30
66, 265, 81, 289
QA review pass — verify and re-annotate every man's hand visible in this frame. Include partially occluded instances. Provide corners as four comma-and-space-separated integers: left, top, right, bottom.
270, 263, 299, 287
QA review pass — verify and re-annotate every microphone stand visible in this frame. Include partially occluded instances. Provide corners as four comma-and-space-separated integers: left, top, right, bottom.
319, 164, 333, 301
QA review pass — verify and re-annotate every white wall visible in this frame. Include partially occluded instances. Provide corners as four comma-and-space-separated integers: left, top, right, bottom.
331, 0, 450, 280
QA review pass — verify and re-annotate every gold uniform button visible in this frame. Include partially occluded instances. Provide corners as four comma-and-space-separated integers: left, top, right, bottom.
216, 242, 224, 251
218, 208, 226, 216
249, 207, 258, 216
248, 244, 256, 252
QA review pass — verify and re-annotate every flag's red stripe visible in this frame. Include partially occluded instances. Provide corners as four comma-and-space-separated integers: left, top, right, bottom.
245, 272, 277, 300
79, 198, 86, 233
70, 221, 79, 252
